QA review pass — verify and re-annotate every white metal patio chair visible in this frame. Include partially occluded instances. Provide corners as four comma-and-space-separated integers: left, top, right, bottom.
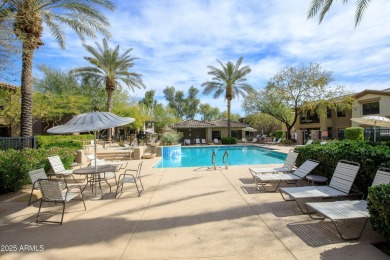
36, 179, 86, 225
250, 159, 319, 192
201, 139, 207, 144
249, 149, 298, 175
48, 155, 79, 183
305, 167, 390, 240
280, 160, 362, 213
115, 161, 144, 197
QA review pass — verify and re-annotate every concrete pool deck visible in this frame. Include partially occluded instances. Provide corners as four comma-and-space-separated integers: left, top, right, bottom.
0, 144, 388, 259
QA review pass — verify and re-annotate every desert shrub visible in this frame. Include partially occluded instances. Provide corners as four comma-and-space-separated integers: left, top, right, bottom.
221, 137, 237, 144
161, 132, 181, 145
0, 147, 77, 194
345, 127, 364, 141
368, 183, 390, 242
294, 140, 390, 196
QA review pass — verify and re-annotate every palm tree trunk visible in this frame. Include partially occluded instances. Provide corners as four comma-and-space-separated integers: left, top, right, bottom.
106, 89, 114, 142
227, 99, 231, 138
20, 45, 34, 139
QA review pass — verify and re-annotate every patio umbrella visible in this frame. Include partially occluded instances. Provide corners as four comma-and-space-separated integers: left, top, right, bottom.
47, 112, 135, 169
244, 126, 257, 138
350, 116, 390, 142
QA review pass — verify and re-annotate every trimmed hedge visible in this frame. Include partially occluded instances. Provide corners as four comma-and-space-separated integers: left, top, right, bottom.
294, 140, 390, 196
0, 147, 77, 194
221, 137, 237, 144
345, 127, 364, 141
36, 134, 93, 148
368, 183, 390, 242
275, 130, 284, 139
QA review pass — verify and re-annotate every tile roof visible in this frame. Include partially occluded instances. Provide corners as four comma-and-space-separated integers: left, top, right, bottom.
170, 119, 251, 129
170, 120, 216, 128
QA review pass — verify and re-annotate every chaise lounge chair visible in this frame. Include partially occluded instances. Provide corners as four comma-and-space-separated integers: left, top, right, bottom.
305, 167, 390, 240
250, 159, 319, 192
268, 138, 282, 145
48, 155, 79, 183
201, 139, 207, 144
249, 149, 298, 175
280, 160, 361, 213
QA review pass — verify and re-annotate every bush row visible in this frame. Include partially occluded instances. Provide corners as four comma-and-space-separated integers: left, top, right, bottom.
221, 137, 237, 144
36, 134, 93, 148
294, 140, 390, 196
0, 147, 77, 194
368, 183, 390, 242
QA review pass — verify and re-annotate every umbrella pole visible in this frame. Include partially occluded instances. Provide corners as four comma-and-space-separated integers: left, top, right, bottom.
94, 131, 97, 170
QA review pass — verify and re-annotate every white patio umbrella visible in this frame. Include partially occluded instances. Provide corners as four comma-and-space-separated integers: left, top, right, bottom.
47, 112, 135, 169
350, 116, 390, 142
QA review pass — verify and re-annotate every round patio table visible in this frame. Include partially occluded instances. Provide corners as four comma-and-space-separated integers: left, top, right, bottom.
73, 165, 117, 199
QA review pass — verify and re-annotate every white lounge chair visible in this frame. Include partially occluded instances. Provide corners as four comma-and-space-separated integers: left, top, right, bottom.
249, 149, 298, 175
48, 155, 79, 183
296, 139, 313, 147
251, 138, 257, 143
305, 167, 390, 240
250, 159, 319, 192
184, 139, 191, 145
201, 139, 207, 144
214, 139, 219, 144
280, 160, 361, 213
268, 138, 282, 145
195, 138, 201, 144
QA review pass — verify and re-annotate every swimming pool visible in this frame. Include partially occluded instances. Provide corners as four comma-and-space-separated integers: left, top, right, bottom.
153, 145, 287, 168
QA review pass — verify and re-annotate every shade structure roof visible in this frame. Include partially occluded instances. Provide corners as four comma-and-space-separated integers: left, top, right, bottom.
47, 112, 135, 134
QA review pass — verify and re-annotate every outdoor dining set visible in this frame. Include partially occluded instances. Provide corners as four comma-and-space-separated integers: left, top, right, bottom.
28, 155, 144, 225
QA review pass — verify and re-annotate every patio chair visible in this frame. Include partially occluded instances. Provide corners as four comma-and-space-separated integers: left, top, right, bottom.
116, 161, 144, 197
280, 160, 361, 213
296, 139, 313, 147
251, 138, 257, 143
88, 157, 124, 192
268, 138, 282, 145
214, 139, 219, 144
195, 138, 201, 144
305, 167, 390, 240
28, 168, 74, 205
249, 149, 298, 175
201, 139, 207, 144
36, 178, 86, 225
264, 137, 276, 145
48, 155, 80, 183
184, 139, 191, 145
250, 159, 319, 192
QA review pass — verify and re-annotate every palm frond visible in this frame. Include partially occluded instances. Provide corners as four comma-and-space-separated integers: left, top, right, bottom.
355, 0, 370, 26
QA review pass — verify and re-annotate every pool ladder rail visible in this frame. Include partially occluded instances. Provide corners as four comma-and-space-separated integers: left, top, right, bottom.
193, 150, 229, 171
222, 150, 228, 169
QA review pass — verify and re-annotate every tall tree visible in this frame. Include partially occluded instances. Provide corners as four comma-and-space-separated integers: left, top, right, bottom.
139, 90, 157, 113
244, 113, 282, 135
243, 63, 351, 139
163, 86, 200, 119
308, 0, 371, 26
71, 38, 145, 141
0, 0, 115, 138
199, 104, 220, 121
202, 57, 254, 137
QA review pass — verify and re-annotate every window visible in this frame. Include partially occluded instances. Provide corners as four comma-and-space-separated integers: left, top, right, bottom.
337, 109, 346, 117
327, 109, 332, 118
362, 102, 380, 115
231, 130, 242, 139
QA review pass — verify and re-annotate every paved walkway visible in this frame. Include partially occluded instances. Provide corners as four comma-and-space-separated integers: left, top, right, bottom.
0, 145, 388, 259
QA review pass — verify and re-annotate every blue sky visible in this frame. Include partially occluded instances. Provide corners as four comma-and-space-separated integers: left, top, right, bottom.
21, 0, 390, 115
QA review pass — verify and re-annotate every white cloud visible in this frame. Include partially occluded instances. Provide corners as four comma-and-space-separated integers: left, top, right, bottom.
30, 0, 390, 117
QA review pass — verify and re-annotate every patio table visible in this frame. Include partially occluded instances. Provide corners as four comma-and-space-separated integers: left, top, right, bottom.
73, 165, 117, 199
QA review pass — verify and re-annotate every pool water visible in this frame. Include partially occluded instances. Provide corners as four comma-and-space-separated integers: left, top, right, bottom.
153, 145, 287, 168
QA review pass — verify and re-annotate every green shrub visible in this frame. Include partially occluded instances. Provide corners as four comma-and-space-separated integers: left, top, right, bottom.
368, 183, 390, 242
294, 140, 390, 196
36, 134, 93, 148
345, 127, 364, 141
0, 147, 77, 194
161, 132, 180, 145
275, 130, 284, 139
221, 137, 237, 144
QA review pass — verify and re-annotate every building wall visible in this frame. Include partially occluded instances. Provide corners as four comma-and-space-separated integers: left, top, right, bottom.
351, 94, 390, 123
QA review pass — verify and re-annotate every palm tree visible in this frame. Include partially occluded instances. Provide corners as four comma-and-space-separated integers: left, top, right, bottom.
71, 38, 145, 141
202, 57, 254, 137
308, 0, 371, 26
0, 0, 115, 138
